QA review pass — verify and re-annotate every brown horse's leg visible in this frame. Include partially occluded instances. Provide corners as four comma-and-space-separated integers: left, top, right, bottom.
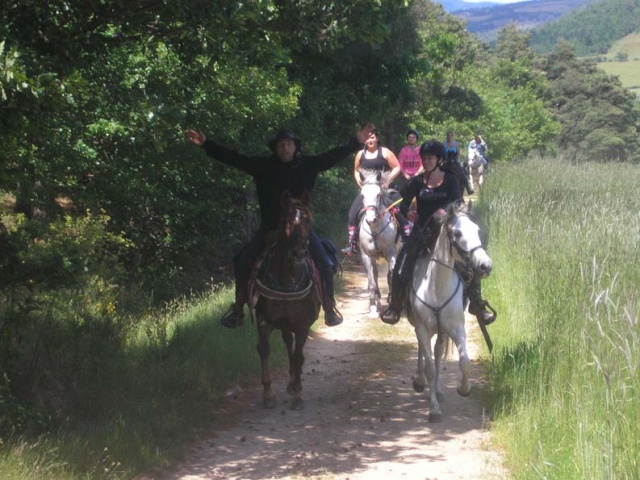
287, 329, 309, 411
258, 322, 277, 409
281, 330, 294, 395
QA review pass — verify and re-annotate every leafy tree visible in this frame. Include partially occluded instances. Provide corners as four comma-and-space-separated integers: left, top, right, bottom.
541, 40, 640, 161
496, 22, 534, 62
407, 18, 560, 161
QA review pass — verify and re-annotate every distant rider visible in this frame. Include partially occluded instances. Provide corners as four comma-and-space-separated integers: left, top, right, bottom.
467, 133, 489, 168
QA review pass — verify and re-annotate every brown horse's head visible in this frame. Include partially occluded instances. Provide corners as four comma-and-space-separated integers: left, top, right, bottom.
280, 190, 313, 260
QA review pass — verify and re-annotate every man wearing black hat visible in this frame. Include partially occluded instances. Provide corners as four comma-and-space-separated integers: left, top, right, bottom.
186, 125, 374, 328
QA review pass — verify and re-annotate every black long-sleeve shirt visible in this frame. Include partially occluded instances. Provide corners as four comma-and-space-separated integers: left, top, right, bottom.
202, 138, 361, 230
399, 172, 461, 228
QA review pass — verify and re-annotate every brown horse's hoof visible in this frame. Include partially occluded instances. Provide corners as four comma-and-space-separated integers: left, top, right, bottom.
290, 398, 305, 411
263, 394, 278, 409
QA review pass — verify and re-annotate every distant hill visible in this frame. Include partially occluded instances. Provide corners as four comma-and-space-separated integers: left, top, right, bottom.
452, 0, 594, 43
530, 0, 640, 55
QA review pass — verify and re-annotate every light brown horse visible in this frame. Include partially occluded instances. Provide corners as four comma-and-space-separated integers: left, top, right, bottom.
252, 190, 321, 410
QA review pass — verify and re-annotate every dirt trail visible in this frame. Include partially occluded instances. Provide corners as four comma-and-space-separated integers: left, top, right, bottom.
167, 260, 505, 480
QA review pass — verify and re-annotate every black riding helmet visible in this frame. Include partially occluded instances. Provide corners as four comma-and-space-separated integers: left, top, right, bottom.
419, 140, 446, 160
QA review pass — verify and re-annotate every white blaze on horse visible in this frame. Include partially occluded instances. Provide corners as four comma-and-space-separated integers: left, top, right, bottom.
407, 201, 492, 423
467, 153, 485, 193
358, 169, 398, 318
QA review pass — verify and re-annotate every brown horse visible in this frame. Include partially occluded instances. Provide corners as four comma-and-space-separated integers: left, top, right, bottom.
251, 190, 321, 411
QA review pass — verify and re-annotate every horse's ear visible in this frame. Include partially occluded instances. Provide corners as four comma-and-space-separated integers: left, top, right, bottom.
359, 170, 365, 183
301, 190, 311, 206
376, 171, 382, 183
466, 199, 473, 213
447, 202, 457, 218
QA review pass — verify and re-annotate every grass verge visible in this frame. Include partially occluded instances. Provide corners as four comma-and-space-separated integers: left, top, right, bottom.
481, 156, 640, 478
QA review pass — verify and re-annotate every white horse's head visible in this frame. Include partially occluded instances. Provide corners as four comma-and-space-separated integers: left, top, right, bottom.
446, 201, 492, 278
359, 169, 390, 225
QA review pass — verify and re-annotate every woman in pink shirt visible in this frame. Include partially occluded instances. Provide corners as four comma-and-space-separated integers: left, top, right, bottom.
396, 129, 423, 188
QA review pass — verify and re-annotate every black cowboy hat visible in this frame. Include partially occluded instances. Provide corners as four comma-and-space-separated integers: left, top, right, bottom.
268, 129, 302, 152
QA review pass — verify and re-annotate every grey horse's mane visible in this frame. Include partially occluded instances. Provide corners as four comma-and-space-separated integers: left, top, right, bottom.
359, 168, 391, 186
448, 199, 480, 225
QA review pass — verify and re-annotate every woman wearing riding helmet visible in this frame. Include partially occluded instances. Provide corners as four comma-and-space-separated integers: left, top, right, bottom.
381, 140, 496, 326
342, 128, 412, 254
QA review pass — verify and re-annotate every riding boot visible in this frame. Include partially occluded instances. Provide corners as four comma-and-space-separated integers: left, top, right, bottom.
323, 297, 344, 327
467, 275, 496, 325
219, 300, 245, 328
381, 272, 406, 325
341, 226, 358, 255
220, 250, 250, 329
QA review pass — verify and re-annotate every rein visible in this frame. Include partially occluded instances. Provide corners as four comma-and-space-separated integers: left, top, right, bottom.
360, 183, 397, 241
255, 203, 316, 302
361, 210, 394, 239
447, 213, 484, 264
255, 276, 314, 301
410, 212, 472, 326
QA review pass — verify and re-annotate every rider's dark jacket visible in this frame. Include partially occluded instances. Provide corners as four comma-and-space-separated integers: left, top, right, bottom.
202, 139, 362, 230
399, 171, 461, 228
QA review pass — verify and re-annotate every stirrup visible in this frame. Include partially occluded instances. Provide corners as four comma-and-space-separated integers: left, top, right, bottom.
324, 305, 344, 327
470, 300, 497, 326
219, 304, 244, 329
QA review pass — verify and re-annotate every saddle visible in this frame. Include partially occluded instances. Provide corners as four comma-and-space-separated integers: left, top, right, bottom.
246, 238, 337, 312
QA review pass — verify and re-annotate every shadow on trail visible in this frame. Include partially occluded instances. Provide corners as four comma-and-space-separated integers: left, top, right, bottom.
170, 337, 485, 479
169, 259, 489, 480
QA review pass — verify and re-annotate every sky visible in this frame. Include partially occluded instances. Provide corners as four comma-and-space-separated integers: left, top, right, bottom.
463, 0, 529, 3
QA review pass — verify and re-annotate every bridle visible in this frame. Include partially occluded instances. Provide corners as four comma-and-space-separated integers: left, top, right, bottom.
360, 183, 394, 238
255, 203, 314, 300
446, 213, 484, 265
411, 211, 482, 321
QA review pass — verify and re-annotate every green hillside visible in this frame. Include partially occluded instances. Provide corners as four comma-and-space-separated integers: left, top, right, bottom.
595, 33, 640, 98
531, 0, 640, 55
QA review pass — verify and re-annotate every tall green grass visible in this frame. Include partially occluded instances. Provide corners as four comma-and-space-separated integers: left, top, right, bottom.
480, 158, 640, 478
0, 287, 287, 478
